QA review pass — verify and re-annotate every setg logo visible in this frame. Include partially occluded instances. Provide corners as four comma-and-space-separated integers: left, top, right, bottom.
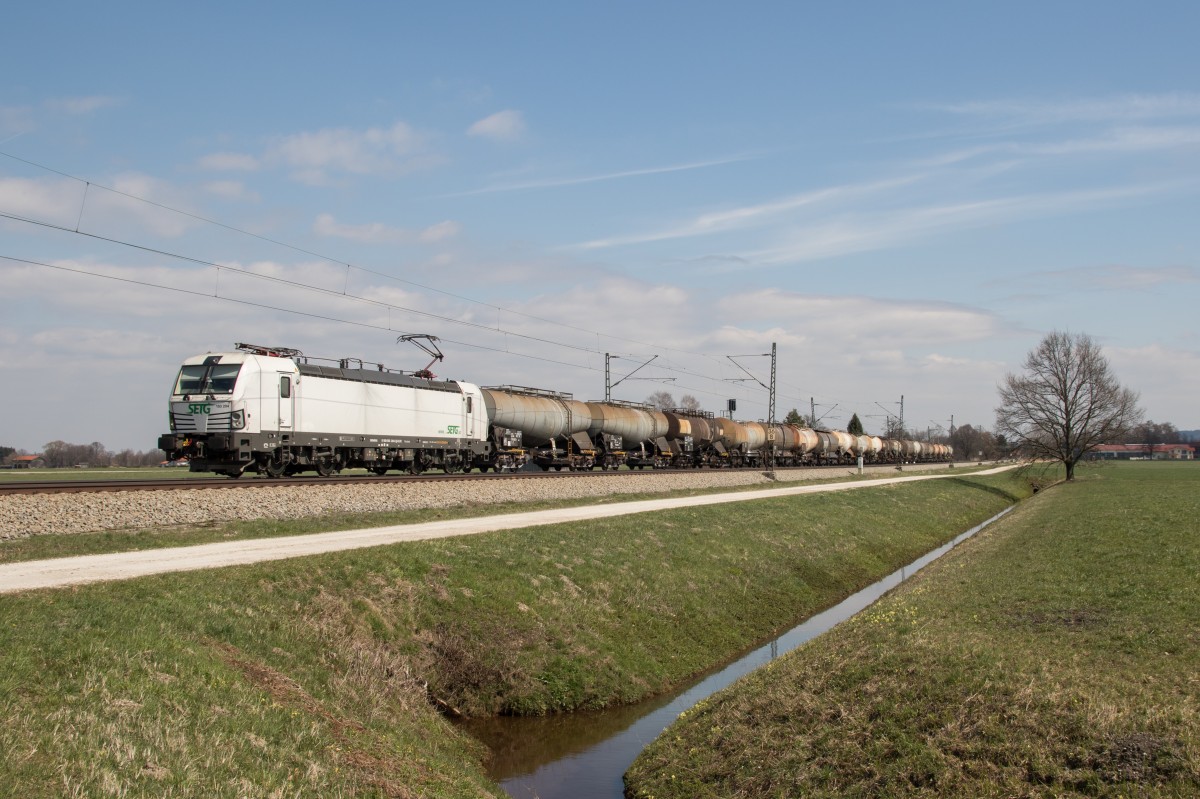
446, 425, 460, 434
188, 403, 212, 414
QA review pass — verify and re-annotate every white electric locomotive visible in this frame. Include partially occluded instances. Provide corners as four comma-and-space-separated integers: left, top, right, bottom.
158, 343, 488, 477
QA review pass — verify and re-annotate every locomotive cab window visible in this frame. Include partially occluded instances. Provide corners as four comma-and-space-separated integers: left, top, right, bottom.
174, 363, 242, 395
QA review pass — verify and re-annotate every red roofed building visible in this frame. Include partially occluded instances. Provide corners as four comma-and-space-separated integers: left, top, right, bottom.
1091, 443, 1195, 460
8, 454, 46, 469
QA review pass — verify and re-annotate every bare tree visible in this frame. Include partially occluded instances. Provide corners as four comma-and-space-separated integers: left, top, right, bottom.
678, 394, 702, 412
644, 391, 676, 410
995, 331, 1141, 480
949, 423, 1000, 461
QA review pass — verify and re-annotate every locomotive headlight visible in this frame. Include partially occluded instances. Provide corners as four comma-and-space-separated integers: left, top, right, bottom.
231, 409, 245, 429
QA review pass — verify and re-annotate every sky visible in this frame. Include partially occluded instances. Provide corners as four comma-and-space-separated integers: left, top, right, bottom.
2, 1, 1199, 453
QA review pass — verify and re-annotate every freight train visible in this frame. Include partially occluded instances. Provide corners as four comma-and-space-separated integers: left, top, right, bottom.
157, 343, 952, 477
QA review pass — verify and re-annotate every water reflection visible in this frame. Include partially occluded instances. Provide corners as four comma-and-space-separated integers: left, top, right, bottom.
463, 506, 1015, 799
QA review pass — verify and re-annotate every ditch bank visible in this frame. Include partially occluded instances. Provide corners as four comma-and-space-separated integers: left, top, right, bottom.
626, 462, 1200, 798
0, 470, 1033, 798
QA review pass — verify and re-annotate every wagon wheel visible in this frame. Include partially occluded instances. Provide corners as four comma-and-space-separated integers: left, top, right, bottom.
370, 465, 389, 476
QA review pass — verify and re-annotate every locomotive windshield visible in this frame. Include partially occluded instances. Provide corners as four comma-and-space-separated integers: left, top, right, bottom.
174, 363, 242, 395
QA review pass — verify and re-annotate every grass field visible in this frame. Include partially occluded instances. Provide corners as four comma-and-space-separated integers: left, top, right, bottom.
0, 470, 1028, 797
626, 461, 1200, 798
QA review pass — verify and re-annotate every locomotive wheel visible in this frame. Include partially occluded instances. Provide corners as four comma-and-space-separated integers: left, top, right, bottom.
315, 458, 334, 477
264, 457, 286, 478
370, 465, 389, 476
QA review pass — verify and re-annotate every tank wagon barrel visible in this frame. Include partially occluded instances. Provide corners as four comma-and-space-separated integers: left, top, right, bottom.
480, 386, 597, 471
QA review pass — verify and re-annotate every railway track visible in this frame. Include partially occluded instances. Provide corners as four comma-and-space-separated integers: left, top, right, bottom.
0, 463, 884, 496
0, 470, 613, 495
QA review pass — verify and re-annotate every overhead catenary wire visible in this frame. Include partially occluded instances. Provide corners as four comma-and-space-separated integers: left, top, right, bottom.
0, 207, 773, 402
0, 149, 731, 365
0, 150, 902, 418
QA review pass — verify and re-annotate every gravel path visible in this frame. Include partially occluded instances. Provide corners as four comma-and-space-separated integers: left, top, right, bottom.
0, 463, 960, 541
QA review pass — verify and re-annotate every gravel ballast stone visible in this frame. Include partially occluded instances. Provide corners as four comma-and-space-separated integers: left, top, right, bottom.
0, 464, 954, 540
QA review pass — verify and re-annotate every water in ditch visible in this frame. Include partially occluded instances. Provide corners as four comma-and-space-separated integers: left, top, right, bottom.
462, 506, 1015, 799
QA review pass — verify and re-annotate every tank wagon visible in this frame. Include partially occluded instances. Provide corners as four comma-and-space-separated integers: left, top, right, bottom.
159, 344, 955, 476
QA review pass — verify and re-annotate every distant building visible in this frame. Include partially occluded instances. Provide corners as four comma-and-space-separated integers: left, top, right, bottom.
1091, 444, 1195, 461
9, 455, 46, 469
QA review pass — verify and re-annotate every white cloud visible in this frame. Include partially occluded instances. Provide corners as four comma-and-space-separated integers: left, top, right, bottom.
453, 154, 764, 197
744, 182, 1188, 266
419, 220, 461, 242
916, 124, 1200, 168
1106, 343, 1200, 425
0, 96, 118, 139
268, 121, 431, 183
0, 105, 35, 136
81, 172, 202, 237
198, 151, 261, 171
44, 95, 121, 115
575, 175, 922, 250
313, 213, 460, 244
467, 110, 526, 141
1021, 263, 1200, 292
203, 180, 260, 202
929, 92, 1200, 125
721, 289, 1005, 345
0, 176, 87, 228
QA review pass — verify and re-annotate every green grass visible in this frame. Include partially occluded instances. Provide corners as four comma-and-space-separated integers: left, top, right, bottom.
0, 466, 210, 482
626, 461, 1200, 798
0, 470, 1027, 797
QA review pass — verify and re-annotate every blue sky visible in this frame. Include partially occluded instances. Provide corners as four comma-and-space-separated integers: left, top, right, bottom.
2, 2, 1198, 452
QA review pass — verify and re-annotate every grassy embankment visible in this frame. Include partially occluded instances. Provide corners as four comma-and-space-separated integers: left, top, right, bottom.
0, 469, 1027, 797
627, 461, 1200, 798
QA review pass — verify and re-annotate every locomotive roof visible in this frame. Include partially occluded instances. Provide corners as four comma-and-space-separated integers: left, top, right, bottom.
179, 352, 467, 393
297, 363, 465, 393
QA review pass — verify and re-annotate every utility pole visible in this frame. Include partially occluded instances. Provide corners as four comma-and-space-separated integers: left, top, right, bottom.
726, 344, 777, 474
768, 343, 776, 425
899, 394, 905, 435
810, 397, 816, 427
